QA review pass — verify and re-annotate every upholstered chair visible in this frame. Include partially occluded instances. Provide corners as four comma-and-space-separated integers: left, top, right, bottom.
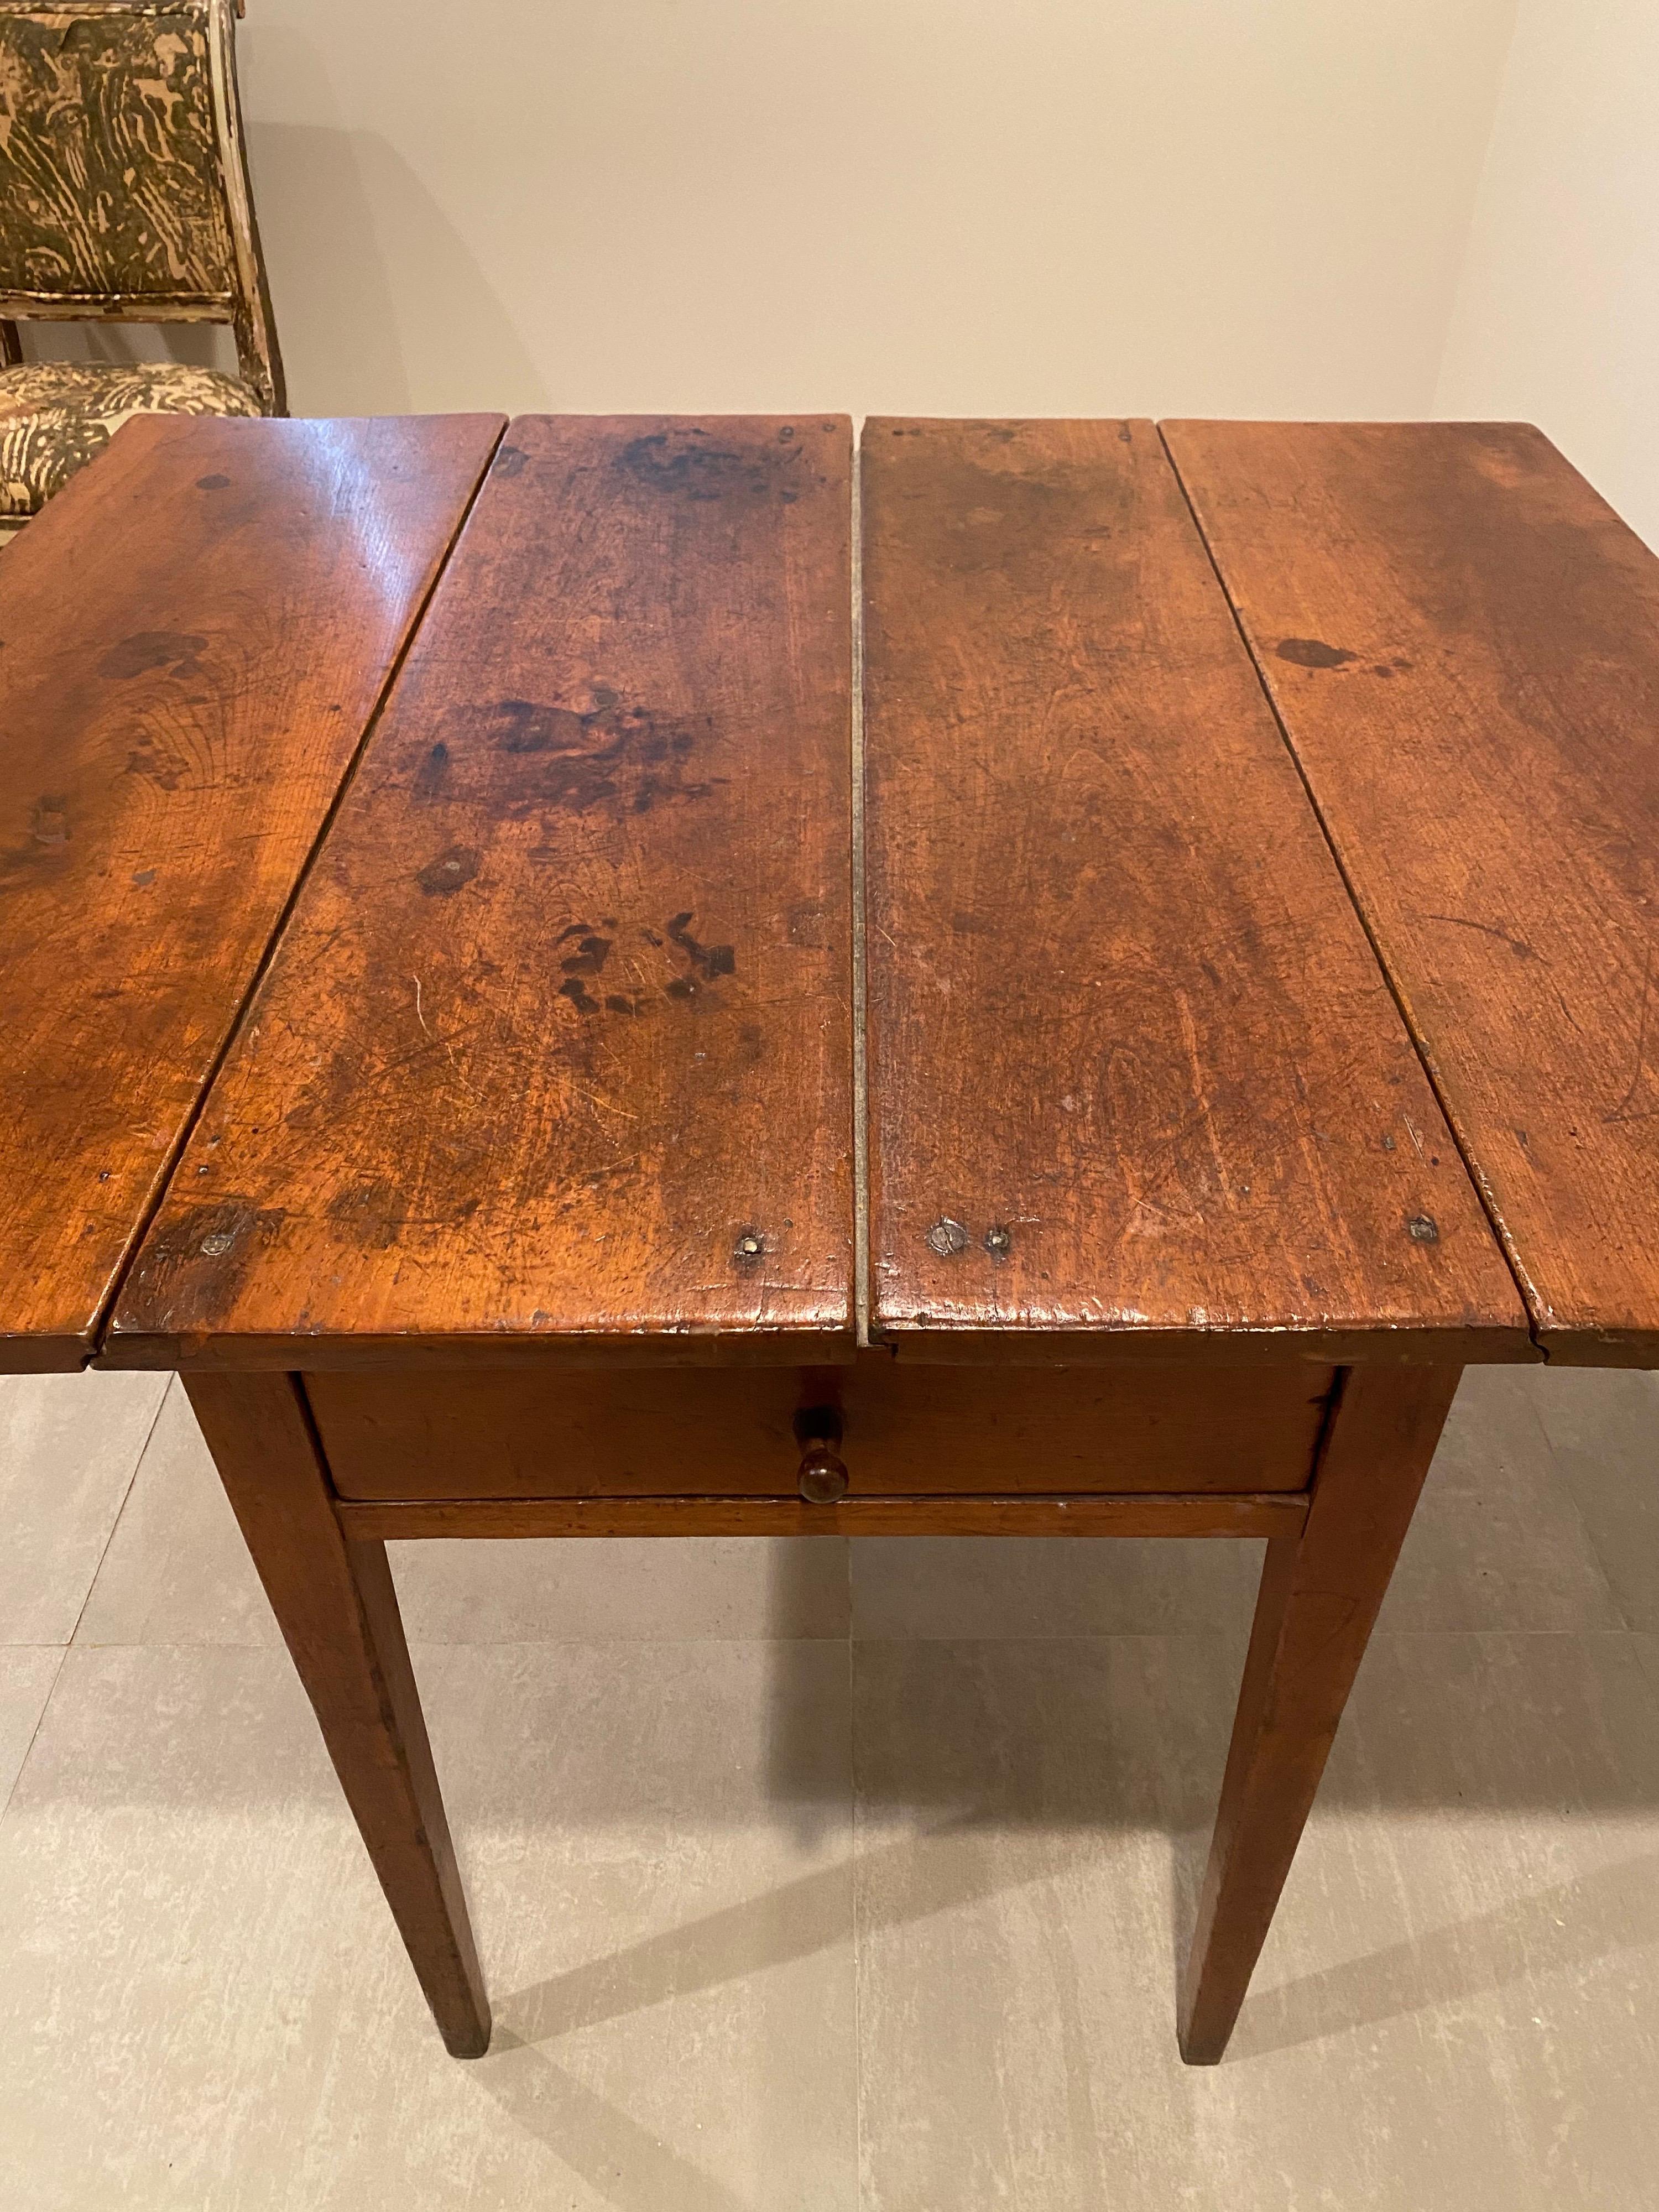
0, 0, 283, 536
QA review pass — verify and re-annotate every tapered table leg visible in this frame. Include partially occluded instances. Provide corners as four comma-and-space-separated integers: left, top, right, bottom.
1179, 1361, 1462, 2064
184, 1371, 491, 2058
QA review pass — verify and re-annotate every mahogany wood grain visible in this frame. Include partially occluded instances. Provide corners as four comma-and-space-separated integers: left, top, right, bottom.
859, 419, 1527, 1365
0, 413, 503, 1371
1163, 419, 1659, 1365
1178, 1361, 1462, 2062
110, 416, 854, 1368
334, 1490, 1308, 1542
309, 1357, 1331, 1501
184, 1370, 491, 2057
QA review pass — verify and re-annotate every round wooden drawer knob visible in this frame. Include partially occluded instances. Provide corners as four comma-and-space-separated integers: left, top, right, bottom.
798, 1446, 849, 1504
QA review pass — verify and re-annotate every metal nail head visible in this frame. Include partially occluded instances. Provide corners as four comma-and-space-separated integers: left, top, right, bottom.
1407, 1214, 1439, 1243
925, 1217, 969, 1256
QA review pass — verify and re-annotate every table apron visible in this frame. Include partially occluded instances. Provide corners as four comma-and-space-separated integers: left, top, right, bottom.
304, 1359, 1334, 1509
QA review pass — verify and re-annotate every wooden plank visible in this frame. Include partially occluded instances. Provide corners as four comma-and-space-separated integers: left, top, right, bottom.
308, 1357, 1330, 1501
108, 416, 855, 1367
859, 419, 1528, 1364
0, 411, 503, 1371
334, 1491, 1309, 1542
1162, 420, 1659, 1364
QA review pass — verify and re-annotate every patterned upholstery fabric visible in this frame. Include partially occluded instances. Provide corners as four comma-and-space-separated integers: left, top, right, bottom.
0, 5, 235, 304
0, 358, 259, 513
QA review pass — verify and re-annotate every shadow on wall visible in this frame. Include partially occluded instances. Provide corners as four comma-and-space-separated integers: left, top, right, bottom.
22, 319, 230, 371
18, 118, 545, 415
247, 121, 551, 416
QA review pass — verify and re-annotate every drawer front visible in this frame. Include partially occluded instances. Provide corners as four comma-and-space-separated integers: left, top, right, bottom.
310, 1360, 1333, 1501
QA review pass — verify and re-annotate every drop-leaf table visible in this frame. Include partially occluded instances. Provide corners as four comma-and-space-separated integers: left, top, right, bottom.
5, 410, 1653, 2064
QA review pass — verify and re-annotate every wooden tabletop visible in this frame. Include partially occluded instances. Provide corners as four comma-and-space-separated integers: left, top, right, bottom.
6, 412, 1656, 1374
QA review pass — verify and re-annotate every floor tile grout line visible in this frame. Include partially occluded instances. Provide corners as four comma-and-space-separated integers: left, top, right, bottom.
0, 1644, 68, 1828
61, 1371, 176, 1656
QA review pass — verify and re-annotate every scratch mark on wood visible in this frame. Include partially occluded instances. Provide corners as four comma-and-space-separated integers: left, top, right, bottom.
1606, 940, 1656, 1125
1419, 911, 1535, 960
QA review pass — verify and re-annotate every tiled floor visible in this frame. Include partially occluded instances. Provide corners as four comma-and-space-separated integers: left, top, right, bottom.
2, 1367, 1657, 2208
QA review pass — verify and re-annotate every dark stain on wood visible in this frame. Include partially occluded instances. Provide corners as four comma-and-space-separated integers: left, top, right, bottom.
98, 629, 207, 681
412, 743, 451, 799
617, 423, 820, 504
666, 910, 737, 981
417, 846, 480, 896
560, 933, 612, 976
440, 693, 721, 818
326, 1181, 409, 1253
30, 795, 68, 846
126, 1196, 288, 1321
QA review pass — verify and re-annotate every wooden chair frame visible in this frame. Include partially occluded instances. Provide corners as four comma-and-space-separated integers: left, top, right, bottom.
0, 0, 284, 411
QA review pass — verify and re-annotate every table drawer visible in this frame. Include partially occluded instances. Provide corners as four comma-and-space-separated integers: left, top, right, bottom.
308, 1361, 1333, 1502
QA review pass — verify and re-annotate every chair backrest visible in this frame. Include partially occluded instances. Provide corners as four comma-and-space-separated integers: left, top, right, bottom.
0, 0, 283, 410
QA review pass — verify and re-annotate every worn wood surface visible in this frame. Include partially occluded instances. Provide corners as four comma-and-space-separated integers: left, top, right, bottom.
109, 415, 855, 1368
860, 419, 1527, 1364
310, 1357, 1330, 1501
1178, 1361, 1462, 2062
0, 411, 502, 1371
184, 1370, 491, 2056
1163, 419, 1659, 1365
335, 1490, 1308, 1543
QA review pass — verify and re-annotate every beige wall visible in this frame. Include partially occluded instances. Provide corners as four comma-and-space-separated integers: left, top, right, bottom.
1436, 0, 1659, 549
228, 0, 1520, 424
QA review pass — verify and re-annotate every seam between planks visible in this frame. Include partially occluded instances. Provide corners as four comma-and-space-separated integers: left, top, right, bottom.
85, 420, 510, 1366
852, 427, 872, 1347
1154, 421, 1547, 1361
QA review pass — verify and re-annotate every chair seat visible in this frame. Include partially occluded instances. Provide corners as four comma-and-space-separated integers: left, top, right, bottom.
0, 361, 264, 518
